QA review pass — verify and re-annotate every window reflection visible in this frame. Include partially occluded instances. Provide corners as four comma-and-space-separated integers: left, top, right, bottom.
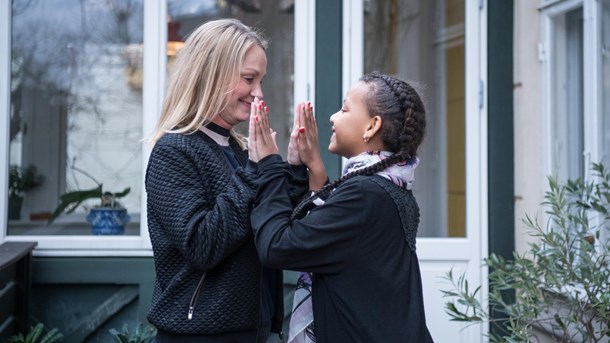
364, 0, 465, 237
7, 0, 296, 237
166, 0, 295, 154
9, 0, 143, 235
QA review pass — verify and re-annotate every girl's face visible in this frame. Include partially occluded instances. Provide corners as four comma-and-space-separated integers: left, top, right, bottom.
329, 81, 373, 158
216, 45, 267, 128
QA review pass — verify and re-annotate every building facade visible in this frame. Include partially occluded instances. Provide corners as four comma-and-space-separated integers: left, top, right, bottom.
1, 0, 604, 342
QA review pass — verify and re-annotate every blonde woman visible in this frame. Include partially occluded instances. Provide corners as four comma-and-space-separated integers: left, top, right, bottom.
145, 18, 315, 342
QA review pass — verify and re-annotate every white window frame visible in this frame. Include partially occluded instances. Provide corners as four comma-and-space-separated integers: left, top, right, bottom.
342, 0, 488, 341
0, 1, 314, 256
541, 0, 606, 249
542, 0, 602, 181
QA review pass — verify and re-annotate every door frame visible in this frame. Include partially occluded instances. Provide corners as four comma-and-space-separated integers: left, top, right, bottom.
342, 0, 488, 341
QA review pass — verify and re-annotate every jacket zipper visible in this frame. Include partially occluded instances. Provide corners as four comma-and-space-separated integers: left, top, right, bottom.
188, 273, 206, 320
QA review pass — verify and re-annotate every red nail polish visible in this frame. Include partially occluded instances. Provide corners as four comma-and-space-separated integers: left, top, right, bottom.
255, 116, 259, 123
264, 106, 269, 112
299, 127, 305, 133
261, 101, 265, 107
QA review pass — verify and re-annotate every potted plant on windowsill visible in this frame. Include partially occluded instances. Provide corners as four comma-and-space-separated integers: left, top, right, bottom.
8, 164, 44, 220
48, 168, 130, 235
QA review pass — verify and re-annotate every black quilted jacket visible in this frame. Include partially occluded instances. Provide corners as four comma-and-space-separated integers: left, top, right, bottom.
145, 131, 307, 335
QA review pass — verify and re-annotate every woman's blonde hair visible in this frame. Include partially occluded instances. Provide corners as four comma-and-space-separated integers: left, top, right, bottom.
149, 18, 267, 145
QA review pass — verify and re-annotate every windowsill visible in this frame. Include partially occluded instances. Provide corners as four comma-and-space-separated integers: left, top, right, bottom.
7, 213, 141, 236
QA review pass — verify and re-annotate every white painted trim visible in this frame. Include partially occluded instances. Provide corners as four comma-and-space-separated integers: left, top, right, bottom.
542, 12, 555, 182
583, 0, 601, 172
342, 0, 363, 95
295, 1, 316, 105
465, 0, 488, 340
435, 0, 449, 238
140, 0, 167, 250
0, 1, 10, 242
340, 0, 363, 170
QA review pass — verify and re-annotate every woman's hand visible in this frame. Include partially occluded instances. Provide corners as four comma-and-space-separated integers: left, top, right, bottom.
287, 103, 304, 165
248, 97, 279, 163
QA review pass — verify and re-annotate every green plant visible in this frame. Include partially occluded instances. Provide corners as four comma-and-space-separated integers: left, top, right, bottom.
8, 164, 44, 198
108, 323, 156, 343
48, 166, 130, 224
442, 162, 610, 342
3, 323, 63, 343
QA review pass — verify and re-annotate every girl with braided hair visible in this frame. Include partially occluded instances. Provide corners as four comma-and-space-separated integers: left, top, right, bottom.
247, 72, 434, 342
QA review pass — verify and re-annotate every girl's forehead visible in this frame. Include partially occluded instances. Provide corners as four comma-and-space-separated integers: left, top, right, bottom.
345, 81, 369, 103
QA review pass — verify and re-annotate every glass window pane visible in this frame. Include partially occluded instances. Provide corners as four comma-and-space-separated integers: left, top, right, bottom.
166, 0, 295, 155
364, 0, 465, 237
8, 0, 143, 235
551, 8, 584, 182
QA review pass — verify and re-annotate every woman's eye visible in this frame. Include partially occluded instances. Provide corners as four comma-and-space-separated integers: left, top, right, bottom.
243, 77, 254, 84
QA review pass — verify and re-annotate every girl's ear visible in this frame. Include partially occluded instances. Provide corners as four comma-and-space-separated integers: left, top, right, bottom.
366, 115, 383, 138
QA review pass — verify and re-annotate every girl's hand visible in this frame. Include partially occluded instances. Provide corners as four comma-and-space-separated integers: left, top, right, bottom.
297, 102, 321, 166
298, 102, 327, 190
249, 98, 279, 163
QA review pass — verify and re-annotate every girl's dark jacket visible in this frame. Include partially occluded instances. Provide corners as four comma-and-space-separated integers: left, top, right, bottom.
145, 131, 308, 336
250, 154, 434, 343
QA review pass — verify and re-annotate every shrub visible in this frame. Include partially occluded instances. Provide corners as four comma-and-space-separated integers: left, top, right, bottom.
442, 162, 610, 342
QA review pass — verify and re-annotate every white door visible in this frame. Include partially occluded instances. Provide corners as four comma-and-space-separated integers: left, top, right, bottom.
343, 1, 487, 341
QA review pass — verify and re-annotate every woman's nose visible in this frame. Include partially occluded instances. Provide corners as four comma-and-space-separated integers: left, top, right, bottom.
251, 84, 263, 100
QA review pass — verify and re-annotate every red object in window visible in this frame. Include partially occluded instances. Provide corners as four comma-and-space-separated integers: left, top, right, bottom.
168, 21, 183, 42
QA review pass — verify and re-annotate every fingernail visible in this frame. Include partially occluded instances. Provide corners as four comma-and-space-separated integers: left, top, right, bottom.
261, 101, 265, 107
256, 116, 259, 123
264, 106, 269, 112
299, 127, 305, 134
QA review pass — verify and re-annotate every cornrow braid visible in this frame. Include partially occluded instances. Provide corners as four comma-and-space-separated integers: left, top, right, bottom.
291, 152, 408, 221
361, 72, 426, 159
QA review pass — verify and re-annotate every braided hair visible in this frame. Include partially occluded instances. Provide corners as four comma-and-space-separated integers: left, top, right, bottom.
291, 72, 426, 220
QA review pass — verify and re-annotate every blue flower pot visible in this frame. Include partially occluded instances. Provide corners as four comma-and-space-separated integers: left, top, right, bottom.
86, 208, 130, 235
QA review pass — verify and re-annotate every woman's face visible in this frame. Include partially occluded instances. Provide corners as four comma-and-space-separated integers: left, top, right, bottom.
328, 81, 372, 158
216, 45, 267, 128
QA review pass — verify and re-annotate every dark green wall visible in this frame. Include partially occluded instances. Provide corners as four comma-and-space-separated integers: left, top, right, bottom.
30, 257, 155, 343
487, 0, 515, 336
488, 0, 515, 275
315, 0, 343, 181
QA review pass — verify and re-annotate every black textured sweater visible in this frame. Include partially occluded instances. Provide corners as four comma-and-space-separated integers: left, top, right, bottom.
145, 131, 307, 336
250, 154, 434, 343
